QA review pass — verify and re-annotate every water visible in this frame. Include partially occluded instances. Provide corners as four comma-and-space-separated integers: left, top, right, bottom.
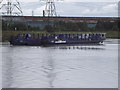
1, 39, 118, 88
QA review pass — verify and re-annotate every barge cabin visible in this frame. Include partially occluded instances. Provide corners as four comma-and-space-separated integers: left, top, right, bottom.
10, 33, 106, 46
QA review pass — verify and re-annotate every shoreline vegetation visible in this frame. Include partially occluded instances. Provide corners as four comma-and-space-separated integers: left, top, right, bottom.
2, 30, 119, 42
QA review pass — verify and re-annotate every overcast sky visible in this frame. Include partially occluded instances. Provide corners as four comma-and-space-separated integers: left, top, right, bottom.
0, 0, 119, 17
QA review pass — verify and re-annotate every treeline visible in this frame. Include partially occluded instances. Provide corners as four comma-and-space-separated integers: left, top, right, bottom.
2, 20, 39, 31
2, 20, 119, 32
95, 21, 119, 31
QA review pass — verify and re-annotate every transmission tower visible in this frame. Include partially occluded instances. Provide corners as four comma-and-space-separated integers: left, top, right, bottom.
0, 0, 23, 16
44, 0, 57, 17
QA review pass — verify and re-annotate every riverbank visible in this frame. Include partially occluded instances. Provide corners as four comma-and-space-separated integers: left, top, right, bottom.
2, 30, 119, 42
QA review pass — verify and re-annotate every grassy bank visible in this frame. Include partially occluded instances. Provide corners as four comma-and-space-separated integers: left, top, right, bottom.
2, 30, 119, 42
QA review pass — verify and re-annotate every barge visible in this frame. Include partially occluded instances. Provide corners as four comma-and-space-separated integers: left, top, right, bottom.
10, 33, 106, 46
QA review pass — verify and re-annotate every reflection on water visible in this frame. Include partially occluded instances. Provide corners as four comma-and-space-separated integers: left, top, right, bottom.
51, 46, 105, 50
2, 39, 118, 88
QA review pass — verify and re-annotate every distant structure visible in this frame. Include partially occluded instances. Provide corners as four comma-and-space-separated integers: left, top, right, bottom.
32, 10, 34, 16
44, 0, 57, 17
0, 0, 23, 16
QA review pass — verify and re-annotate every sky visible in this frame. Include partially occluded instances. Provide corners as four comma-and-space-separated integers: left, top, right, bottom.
0, 0, 119, 17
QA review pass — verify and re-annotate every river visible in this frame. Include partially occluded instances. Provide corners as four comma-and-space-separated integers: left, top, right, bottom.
1, 39, 119, 88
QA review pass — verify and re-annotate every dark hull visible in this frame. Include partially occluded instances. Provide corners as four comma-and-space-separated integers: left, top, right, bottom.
10, 39, 104, 46
10, 39, 42, 46
41, 42, 103, 46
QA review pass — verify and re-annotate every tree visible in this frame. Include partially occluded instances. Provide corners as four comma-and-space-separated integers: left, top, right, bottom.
77, 22, 89, 31
44, 25, 54, 33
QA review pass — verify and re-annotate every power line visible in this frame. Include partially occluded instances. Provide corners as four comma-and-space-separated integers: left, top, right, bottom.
0, 0, 23, 16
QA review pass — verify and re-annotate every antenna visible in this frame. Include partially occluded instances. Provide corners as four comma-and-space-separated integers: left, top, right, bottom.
44, 0, 57, 17
0, 0, 23, 16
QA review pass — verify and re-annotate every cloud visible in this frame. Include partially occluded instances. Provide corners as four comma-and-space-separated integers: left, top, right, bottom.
34, 5, 45, 16
102, 4, 117, 10
19, 0, 119, 3
20, 2, 46, 16
20, 0, 39, 3
82, 9, 91, 14
55, 2, 118, 17
80, 3, 118, 16
0, 0, 118, 17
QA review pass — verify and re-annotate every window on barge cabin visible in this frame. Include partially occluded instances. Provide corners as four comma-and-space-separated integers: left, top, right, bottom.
78, 34, 81, 39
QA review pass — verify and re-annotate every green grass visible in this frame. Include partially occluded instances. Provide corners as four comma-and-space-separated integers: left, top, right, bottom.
2, 30, 119, 42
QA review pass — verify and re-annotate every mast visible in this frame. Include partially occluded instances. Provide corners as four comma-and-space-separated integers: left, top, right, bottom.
44, 0, 57, 17
0, 0, 23, 16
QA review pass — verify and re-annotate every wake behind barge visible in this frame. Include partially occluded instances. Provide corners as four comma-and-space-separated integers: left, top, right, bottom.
10, 33, 106, 46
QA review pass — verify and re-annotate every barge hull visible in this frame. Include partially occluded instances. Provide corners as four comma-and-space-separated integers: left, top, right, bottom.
10, 33, 106, 46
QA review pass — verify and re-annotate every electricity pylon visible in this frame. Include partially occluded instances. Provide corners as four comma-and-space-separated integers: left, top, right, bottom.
44, 0, 57, 17
0, 0, 23, 16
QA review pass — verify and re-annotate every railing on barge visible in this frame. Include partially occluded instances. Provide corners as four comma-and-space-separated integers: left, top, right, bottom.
15, 33, 106, 39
